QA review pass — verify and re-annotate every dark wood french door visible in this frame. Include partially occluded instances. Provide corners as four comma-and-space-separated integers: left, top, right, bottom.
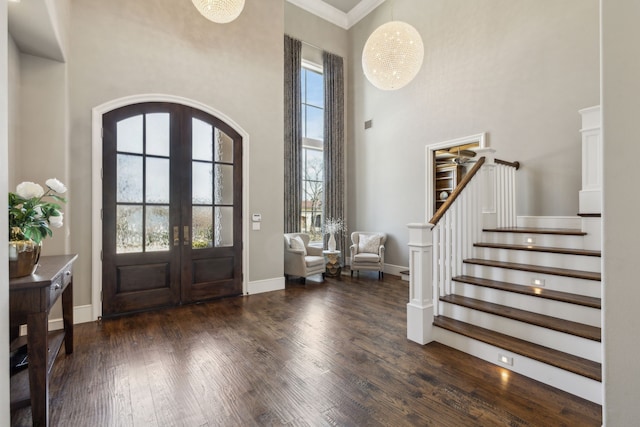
102, 102, 242, 317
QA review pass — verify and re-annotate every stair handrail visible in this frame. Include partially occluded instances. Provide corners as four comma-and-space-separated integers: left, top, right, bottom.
429, 157, 486, 226
495, 158, 520, 170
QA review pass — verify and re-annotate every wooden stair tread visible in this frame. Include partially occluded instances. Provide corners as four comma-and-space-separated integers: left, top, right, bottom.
474, 242, 601, 257
463, 258, 601, 281
433, 316, 602, 381
482, 227, 587, 236
453, 275, 601, 309
439, 294, 601, 341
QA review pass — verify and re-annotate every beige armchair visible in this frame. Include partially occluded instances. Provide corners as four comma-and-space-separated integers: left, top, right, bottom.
284, 233, 325, 283
350, 232, 387, 279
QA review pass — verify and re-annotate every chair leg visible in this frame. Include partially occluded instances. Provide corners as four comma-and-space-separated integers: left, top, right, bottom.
350, 270, 353, 277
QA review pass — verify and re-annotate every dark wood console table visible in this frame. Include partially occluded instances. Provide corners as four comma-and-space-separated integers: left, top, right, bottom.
9, 254, 78, 427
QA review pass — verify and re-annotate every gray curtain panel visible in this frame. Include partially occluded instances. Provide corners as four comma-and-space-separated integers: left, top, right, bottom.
284, 35, 302, 233
323, 51, 346, 257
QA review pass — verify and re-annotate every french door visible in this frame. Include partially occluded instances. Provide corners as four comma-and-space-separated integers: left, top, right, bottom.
102, 102, 242, 317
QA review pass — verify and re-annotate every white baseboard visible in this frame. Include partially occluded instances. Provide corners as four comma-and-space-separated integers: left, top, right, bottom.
247, 276, 285, 295
20, 304, 95, 335
384, 263, 409, 277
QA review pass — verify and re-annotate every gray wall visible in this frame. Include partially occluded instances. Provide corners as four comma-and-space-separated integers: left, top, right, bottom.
348, 0, 599, 267
66, 0, 284, 305
8, 35, 19, 189
602, 1, 640, 424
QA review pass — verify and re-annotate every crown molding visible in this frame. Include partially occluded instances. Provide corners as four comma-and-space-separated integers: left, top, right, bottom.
287, 0, 386, 30
346, 0, 386, 28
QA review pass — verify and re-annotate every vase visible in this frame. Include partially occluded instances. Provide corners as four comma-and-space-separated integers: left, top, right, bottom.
8, 240, 41, 278
328, 232, 336, 252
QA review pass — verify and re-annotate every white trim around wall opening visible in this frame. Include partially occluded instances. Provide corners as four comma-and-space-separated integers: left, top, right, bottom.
91, 94, 250, 321
425, 132, 487, 220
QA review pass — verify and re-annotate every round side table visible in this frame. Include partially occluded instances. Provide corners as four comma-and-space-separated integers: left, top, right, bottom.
322, 250, 342, 278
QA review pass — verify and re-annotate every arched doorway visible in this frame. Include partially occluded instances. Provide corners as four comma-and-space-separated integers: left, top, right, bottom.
94, 98, 247, 317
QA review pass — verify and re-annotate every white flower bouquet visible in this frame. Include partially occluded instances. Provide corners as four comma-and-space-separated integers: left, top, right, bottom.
8, 178, 67, 243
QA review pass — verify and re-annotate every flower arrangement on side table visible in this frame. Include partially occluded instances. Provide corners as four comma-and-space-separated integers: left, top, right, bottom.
8, 178, 67, 278
323, 217, 346, 252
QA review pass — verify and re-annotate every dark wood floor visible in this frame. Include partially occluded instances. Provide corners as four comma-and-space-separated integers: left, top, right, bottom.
13, 273, 602, 426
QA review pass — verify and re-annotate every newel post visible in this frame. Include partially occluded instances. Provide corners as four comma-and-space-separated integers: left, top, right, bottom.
475, 148, 498, 229
407, 223, 434, 345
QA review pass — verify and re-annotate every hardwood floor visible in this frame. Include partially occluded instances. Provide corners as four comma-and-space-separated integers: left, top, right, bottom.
12, 273, 602, 426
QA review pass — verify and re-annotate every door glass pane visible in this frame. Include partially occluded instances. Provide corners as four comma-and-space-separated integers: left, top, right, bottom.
192, 206, 213, 249
192, 161, 213, 204
215, 206, 233, 247
192, 118, 213, 161
116, 205, 143, 253
146, 113, 170, 157
146, 206, 170, 252
214, 164, 233, 205
146, 157, 170, 203
117, 115, 143, 154
214, 129, 233, 163
117, 154, 143, 203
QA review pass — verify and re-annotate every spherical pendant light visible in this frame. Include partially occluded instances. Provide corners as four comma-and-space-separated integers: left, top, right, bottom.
192, 0, 245, 24
362, 21, 424, 91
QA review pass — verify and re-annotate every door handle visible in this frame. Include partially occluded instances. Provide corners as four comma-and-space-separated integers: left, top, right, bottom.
173, 226, 179, 246
184, 225, 190, 246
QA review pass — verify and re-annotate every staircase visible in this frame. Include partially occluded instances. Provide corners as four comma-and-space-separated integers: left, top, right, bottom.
432, 222, 602, 404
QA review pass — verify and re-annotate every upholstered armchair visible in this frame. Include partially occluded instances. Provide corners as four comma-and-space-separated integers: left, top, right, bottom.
349, 232, 387, 279
284, 233, 325, 282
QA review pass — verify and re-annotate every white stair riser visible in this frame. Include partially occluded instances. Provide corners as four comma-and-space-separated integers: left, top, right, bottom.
462, 264, 601, 298
516, 216, 584, 230
439, 302, 601, 362
473, 247, 601, 272
481, 232, 587, 248
451, 282, 601, 327
434, 327, 602, 404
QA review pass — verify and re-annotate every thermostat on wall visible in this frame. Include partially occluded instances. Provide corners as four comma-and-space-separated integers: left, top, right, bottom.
252, 214, 262, 222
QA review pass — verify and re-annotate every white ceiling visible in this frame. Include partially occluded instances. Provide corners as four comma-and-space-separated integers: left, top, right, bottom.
287, 0, 386, 29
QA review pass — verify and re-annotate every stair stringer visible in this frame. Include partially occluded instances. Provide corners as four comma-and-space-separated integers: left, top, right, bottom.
434, 326, 603, 404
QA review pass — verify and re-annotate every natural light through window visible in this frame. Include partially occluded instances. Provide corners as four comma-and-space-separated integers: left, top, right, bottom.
301, 65, 324, 242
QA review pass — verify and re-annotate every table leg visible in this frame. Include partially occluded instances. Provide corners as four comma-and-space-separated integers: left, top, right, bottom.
62, 279, 74, 354
27, 311, 49, 427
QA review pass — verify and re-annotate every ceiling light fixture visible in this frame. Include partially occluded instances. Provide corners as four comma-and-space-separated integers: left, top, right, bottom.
191, 0, 245, 24
362, 20, 424, 91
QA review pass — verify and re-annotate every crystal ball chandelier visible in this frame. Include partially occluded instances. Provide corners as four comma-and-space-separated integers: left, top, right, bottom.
191, 0, 245, 24
362, 21, 424, 91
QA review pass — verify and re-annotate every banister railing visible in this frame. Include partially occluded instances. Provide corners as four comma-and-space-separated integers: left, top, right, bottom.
407, 153, 520, 344
429, 157, 486, 226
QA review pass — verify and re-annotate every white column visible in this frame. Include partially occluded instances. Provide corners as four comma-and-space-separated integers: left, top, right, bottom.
407, 223, 434, 345
579, 106, 602, 215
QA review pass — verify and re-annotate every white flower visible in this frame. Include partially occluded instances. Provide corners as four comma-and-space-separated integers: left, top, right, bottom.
34, 206, 43, 218
16, 182, 44, 199
45, 178, 67, 194
49, 213, 64, 228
